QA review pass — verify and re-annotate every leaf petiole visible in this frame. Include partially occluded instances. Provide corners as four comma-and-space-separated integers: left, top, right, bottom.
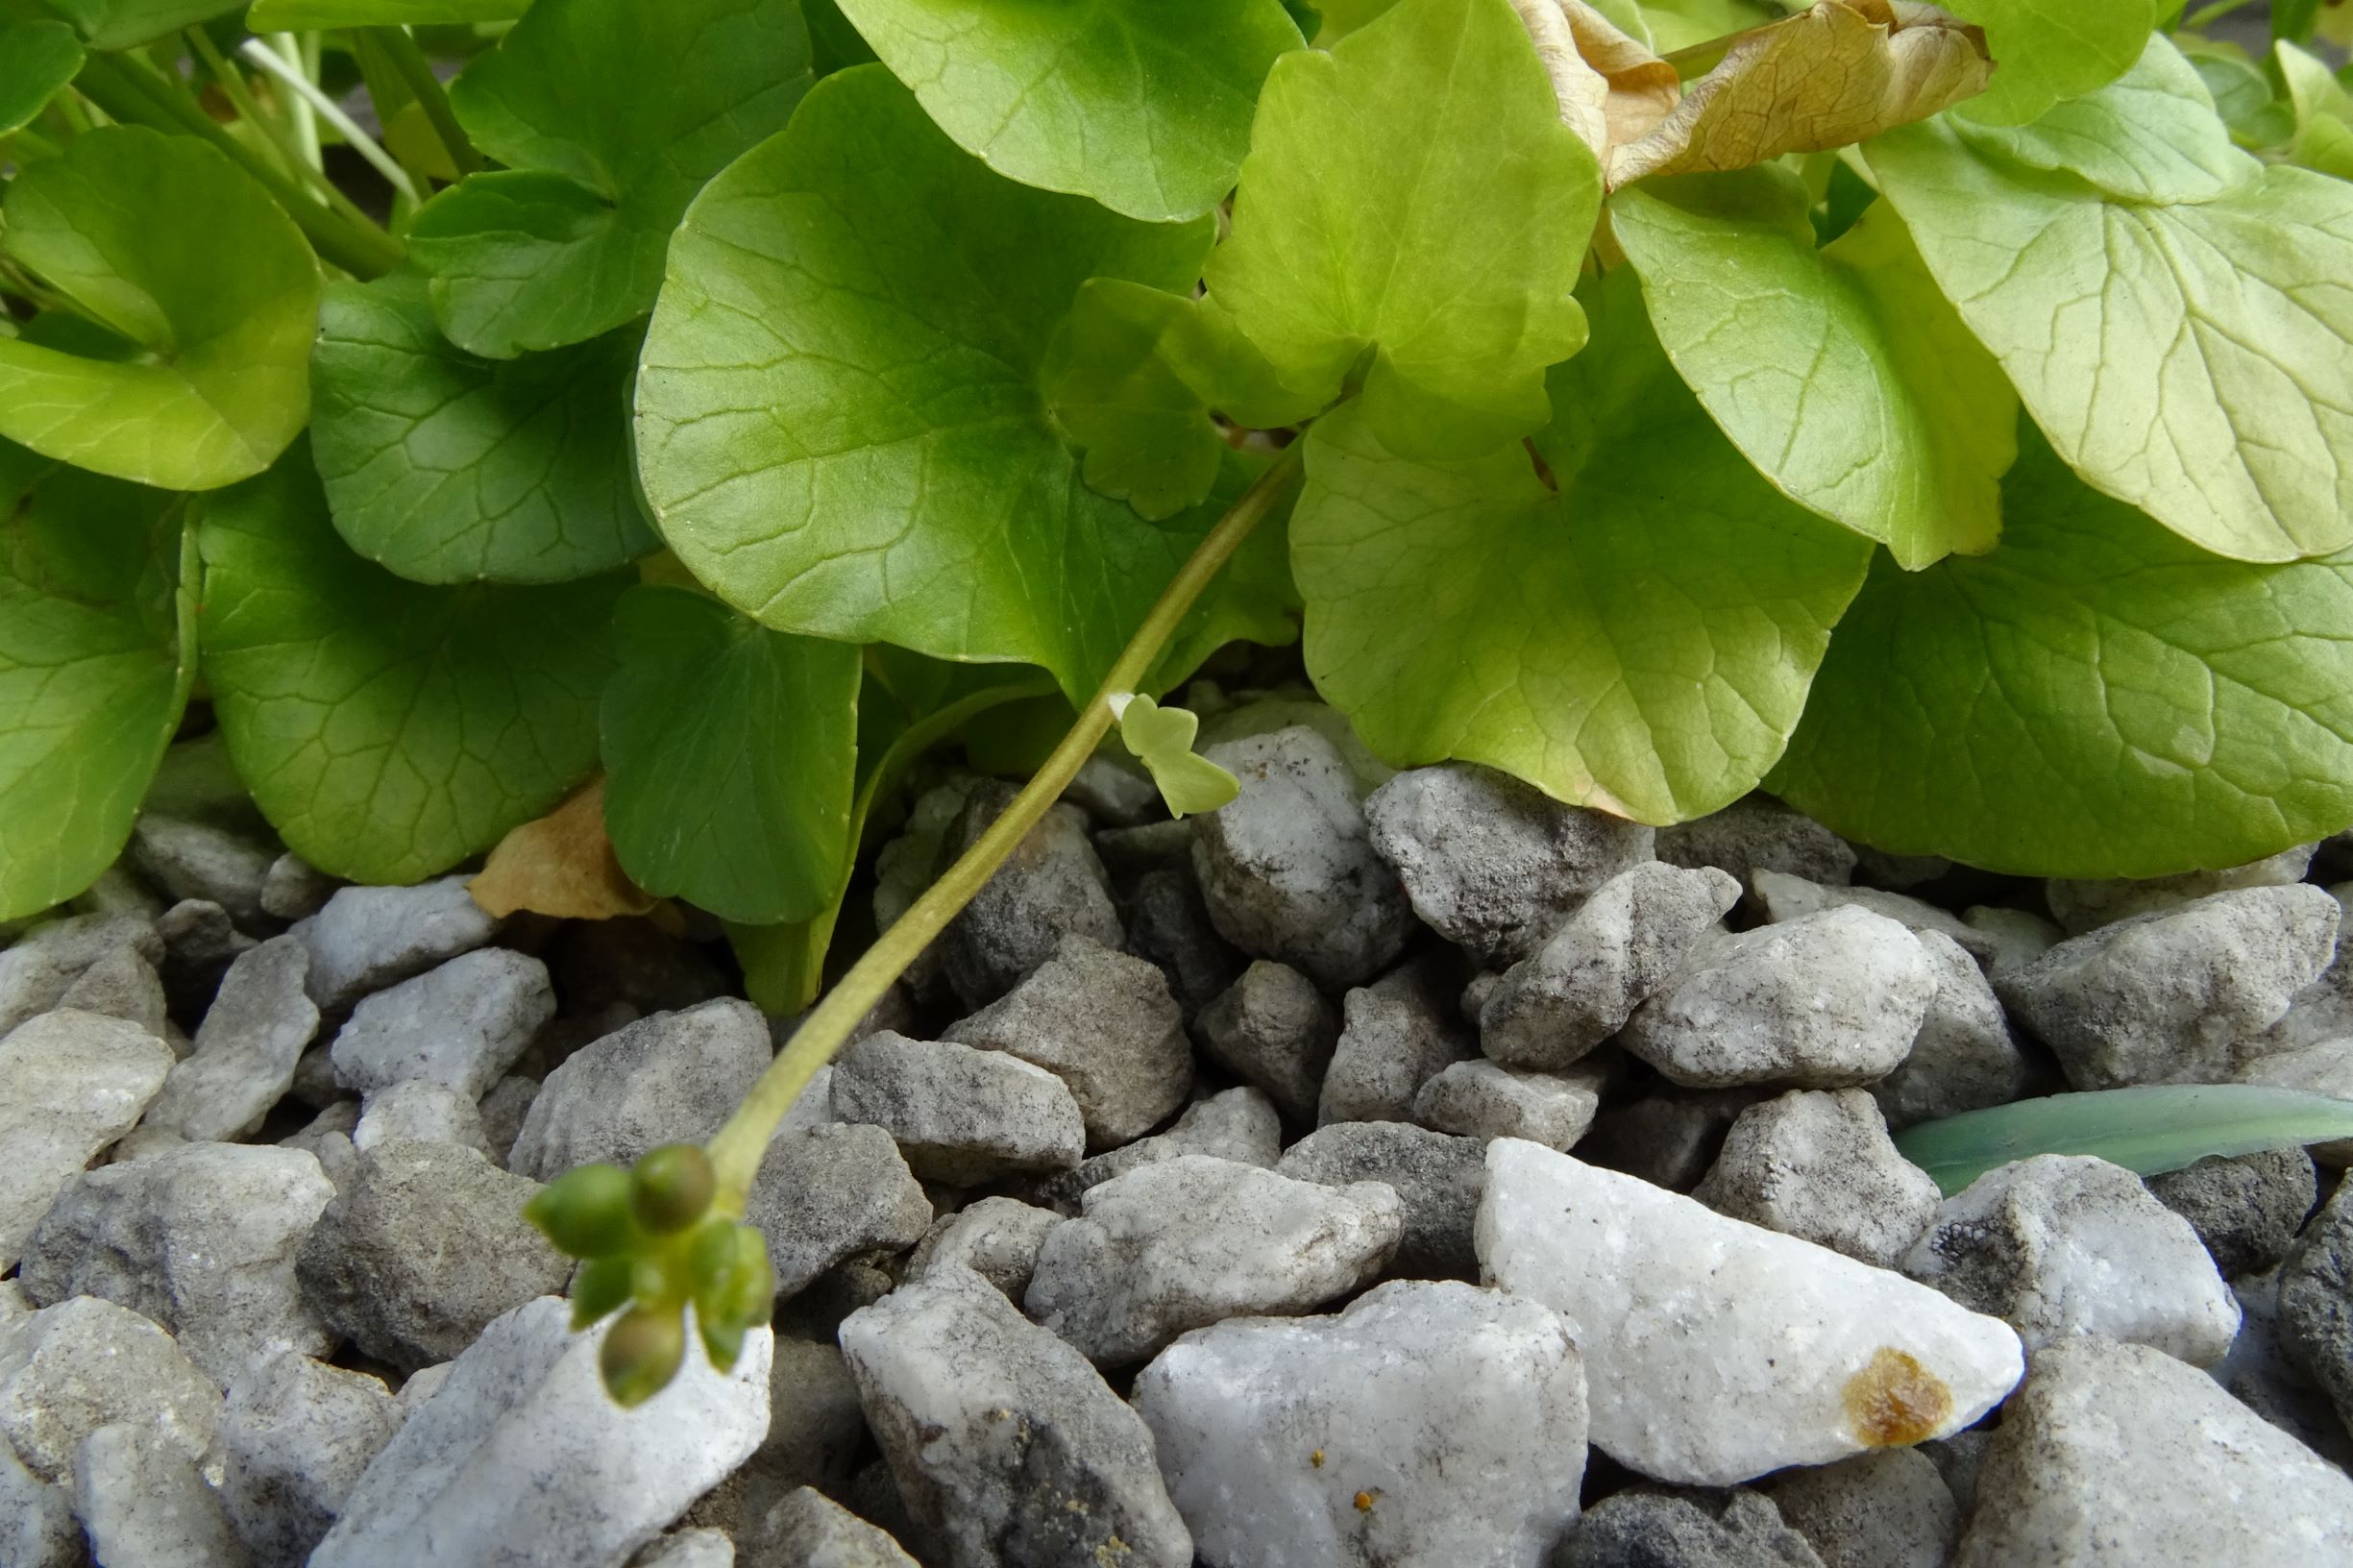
372, 25, 481, 176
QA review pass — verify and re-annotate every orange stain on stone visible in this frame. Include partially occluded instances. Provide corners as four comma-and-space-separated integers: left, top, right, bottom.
1843, 1347, 1953, 1447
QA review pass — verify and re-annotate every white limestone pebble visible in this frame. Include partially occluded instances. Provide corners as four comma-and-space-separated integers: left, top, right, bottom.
142, 936, 319, 1141
1476, 1139, 2022, 1485
831, 1030, 1085, 1184
1412, 1058, 1605, 1150
1133, 1280, 1586, 1568
312, 1297, 772, 1568
1900, 1155, 2241, 1366
330, 948, 555, 1100
0, 1009, 173, 1271
0, 1440, 80, 1568
219, 1351, 402, 1568
507, 999, 772, 1181
1025, 1156, 1404, 1367
1691, 1090, 1942, 1268
0, 1296, 222, 1488
293, 875, 501, 1013
72, 1421, 246, 1568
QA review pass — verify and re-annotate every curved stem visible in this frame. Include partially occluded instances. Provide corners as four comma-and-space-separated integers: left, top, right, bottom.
705, 442, 1307, 1203
374, 25, 481, 176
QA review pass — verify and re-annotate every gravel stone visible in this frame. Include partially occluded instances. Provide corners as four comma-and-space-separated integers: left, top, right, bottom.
0, 912, 160, 1037
1122, 865, 1241, 1023
2238, 1039, 2353, 1164
1025, 1156, 1404, 1367
747, 1486, 918, 1568
1363, 762, 1655, 967
944, 935, 1191, 1150
939, 783, 1124, 1007
1478, 862, 1741, 1070
905, 1197, 1063, 1300
1478, 1140, 2023, 1485
1557, 1489, 1826, 1568
832, 1032, 1084, 1184
1999, 885, 2341, 1089
0, 1295, 221, 1487
56, 942, 169, 1038
1576, 1087, 1761, 1192
0, 1008, 173, 1270
1192, 726, 1416, 990
0, 1442, 79, 1568
1133, 1279, 1586, 1568
142, 936, 318, 1141
1761, 1449, 1958, 1568
1868, 930, 2031, 1130
21, 1140, 335, 1385
154, 897, 256, 1016
72, 1420, 247, 1568
1318, 959, 1473, 1126
2044, 844, 2317, 935
1194, 960, 1339, 1122
130, 815, 278, 928
1959, 905, 2063, 982
1900, 1154, 2241, 1365
632, 1528, 736, 1568
838, 1266, 1192, 1568
354, 1081, 492, 1156
734, 1335, 870, 1531
477, 1074, 539, 1165
293, 874, 502, 1013
744, 1124, 933, 1300
1028, 1086, 1283, 1213
1656, 795, 1858, 891
1276, 1120, 1485, 1279
1953, 1335, 2353, 1565
507, 998, 772, 1181
297, 1139, 570, 1373
2279, 1174, 2353, 1436
218, 1351, 401, 1568
2217, 1263, 2353, 1468
1752, 870, 1995, 968
2145, 1148, 2316, 1278
1412, 1057, 1605, 1149
258, 853, 337, 922
1620, 908, 1938, 1089
1065, 751, 1161, 827
1692, 1090, 1941, 1267
313, 1296, 772, 1568
330, 948, 554, 1100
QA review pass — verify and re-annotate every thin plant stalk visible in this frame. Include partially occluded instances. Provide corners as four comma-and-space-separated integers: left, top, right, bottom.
374, 25, 481, 175
703, 441, 1306, 1206
267, 33, 320, 169
240, 37, 420, 205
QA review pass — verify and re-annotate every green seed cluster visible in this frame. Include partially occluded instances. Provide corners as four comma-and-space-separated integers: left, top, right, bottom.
524, 1143, 774, 1406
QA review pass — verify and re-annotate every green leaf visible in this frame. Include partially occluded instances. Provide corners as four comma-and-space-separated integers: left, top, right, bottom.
1868, 84, 2353, 564
198, 446, 626, 886
36, 0, 235, 48
0, 22, 80, 136
634, 65, 1253, 701
2181, 44, 2296, 152
833, 0, 1301, 223
244, 0, 527, 27
309, 272, 656, 585
1895, 1085, 2353, 1196
1205, 0, 1602, 459
1948, 34, 2250, 204
600, 586, 861, 926
409, 0, 814, 357
1115, 692, 1238, 818
1292, 273, 1873, 823
1937, 0, 2156, 126
2278, 39, 2353, 181
0, 442, 191, 921
1612, 166, 2016, 569
0, 127, 319, 492
1770, 428, 2353, 879
1043, 282, 1230, 523
1637, 0, 1769, 53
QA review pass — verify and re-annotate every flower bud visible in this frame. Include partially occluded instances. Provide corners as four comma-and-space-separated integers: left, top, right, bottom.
524, 1164, 636, 1258
600, 1305, 687, 1408
630, 1143, 716, 1235
569, 1256, 634, 1331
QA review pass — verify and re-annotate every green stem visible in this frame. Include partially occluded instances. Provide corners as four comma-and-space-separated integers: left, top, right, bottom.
2181, 0, 2256, 30
75, 54, 404, 279
184, 28, 307, 184
704, 440, 1307, 1204
373, 24, 481, 176
3, 126, 63, 161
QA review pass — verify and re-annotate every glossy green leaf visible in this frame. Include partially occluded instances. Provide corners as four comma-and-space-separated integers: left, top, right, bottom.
0, 22, 79, 136
244, 0, 527, 28
2181, 44, 2296, 152
199, 448, 626, 885
36, 0, 234, 48
1115, 692, 1238, 818
2279, 39, 2353, 180
600, 586, 861, 926
0, 443, 191, 921
0, 128, 319, 492
309, 272, 656, 584
1612, 167, 2016, 569
1205, 0, 1602, 458
1044, 282, 1230, 522
1292, 274, 1873, 823
1770, 429, 2353, 878
409, 0, 813, 357
635, 65, 1261, 701
1869, 82, 2353, 564
1895, 1085, 2353, 1195
1938, 0, 2156, 126
833, 0, 1301, 222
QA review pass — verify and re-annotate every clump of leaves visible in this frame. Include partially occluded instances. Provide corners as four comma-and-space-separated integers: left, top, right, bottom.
6, 0, 2353, 1402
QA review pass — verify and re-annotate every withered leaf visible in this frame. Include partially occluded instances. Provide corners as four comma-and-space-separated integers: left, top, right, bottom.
469, 777, 659, 921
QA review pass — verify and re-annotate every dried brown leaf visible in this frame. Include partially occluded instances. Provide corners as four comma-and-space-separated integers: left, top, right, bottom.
1512, 0, 1680, 160
469, 777, 659, 921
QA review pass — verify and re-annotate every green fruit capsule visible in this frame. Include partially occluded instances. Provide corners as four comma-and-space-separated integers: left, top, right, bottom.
693, 1224, 776, 1337
630, 1143, 716, 1235
524, 1164, 637, 1259
601, 1305, 687, 1408
699, 1312, 748, 1375
569, 1256, 634, 1331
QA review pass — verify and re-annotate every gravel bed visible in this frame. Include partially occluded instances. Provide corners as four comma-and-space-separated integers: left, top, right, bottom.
5, 696, 2353, 1566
